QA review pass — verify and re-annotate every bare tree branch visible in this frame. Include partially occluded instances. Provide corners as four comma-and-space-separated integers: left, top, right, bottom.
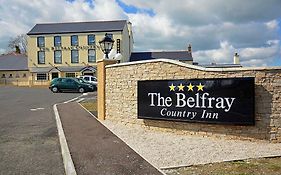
8, 34, 27, 54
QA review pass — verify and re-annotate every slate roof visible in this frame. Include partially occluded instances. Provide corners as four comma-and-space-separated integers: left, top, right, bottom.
130, 51, 193, 62
29, 67, 53, 73
27, 20, 127, 35
0, 54, 28, 71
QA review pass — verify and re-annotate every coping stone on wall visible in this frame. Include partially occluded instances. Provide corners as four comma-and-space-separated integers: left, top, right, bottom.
105, 58, 281, 72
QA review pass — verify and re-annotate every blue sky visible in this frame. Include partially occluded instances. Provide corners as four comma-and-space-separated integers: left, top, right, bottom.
0, 0, 280, 66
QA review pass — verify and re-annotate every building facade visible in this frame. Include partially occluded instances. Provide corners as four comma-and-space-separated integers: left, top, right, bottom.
0, 54, 30, 86
27, 20, 133, 85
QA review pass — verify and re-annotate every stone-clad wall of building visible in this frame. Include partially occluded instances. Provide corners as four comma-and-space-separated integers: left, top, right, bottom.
105, 59, 281, 142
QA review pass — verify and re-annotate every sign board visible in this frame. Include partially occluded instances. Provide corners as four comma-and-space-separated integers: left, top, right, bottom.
138, 77, 255, 125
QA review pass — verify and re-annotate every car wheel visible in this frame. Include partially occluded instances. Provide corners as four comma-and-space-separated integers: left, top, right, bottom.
78, 87, 85, 93
51, 86, 59, 93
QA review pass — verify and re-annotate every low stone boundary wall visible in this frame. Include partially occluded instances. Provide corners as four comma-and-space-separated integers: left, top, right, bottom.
104, 59, 281, 142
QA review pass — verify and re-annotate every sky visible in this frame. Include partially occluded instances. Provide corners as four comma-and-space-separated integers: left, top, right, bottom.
0, 0, 280, 66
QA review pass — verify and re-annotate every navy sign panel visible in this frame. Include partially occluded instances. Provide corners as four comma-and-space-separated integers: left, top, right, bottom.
137, 77, 255, 125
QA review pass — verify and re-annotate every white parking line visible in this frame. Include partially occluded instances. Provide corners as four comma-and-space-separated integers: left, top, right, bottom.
75, 98, 84, 103
30, 107, 45, 111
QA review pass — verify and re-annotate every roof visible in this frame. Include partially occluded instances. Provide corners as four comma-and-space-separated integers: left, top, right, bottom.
57, 66, 85, 72
29, 66, 97, 73
0, 54, 28, 71
27, 20, 127, 35
29, 67, 53, 73
130, 51, 193, 62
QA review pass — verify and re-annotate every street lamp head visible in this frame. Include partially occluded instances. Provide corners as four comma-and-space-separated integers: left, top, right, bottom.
99, 33, 115, 59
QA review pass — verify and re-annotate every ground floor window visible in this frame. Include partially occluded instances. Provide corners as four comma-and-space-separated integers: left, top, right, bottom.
65, 72, 76, 77
37, 73, 47, 80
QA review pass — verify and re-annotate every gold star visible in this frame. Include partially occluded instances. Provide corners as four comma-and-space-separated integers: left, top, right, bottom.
169, 83, 176, 91
178, 83, 185, 91
197, 83, 204, 91
187, 83, 194, 91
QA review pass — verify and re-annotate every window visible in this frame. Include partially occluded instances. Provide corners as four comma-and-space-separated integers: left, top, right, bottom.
36, 73, 47, 80
91, 77, 97, 81
84, 77, 90, 81
88, 49, 96, 63
16, 74, 20, 78
38, 51, 45, 64
71, 50, 79, 63
1, 74, 5, 78
88, 35, 95, 45
54, 36, 61, 47
54, 50, 62, 64
37, 36, 45, 47
23, 73, 26, 78
9, 74, 13, 78
71, 35, 78, 46
65, 73, 76, 77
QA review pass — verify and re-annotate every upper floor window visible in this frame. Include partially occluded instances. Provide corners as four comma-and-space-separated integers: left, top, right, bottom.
1, 74, 5, 78
54, 50, 62, 64
71, 35, 78, 46
88, 49, 96, 63
71, 50, 79, 63
38, 51, 45, 64
37, 36, 45, 47
54, 36, 61, 47
88, 35, 95, 45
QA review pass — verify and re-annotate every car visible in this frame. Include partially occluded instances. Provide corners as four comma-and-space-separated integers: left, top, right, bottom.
76, 78, 97, 91
49, 77, 95, 93
79, 75, 97, 85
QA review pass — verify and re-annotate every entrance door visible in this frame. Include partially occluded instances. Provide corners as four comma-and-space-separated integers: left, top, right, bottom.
52, 72, 59, 79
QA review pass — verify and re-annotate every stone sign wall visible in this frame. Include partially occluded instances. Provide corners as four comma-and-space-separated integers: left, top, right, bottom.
104, 59, 281, 142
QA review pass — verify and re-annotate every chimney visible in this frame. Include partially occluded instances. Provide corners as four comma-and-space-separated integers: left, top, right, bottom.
233, 52, 240, 64
188, 44, 192, 56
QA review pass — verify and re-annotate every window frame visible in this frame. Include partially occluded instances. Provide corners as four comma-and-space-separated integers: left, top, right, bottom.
37, 36, 45, 47
36, 73, 47, 80
71, 35, 78, 46
54, 36, 61, 47
71, 50, 79, 63
65, 72, 76, 77
88, 34, 95, 45
88, 49, 96, 63
37, 51, 45, 64
54, 50, 62, 64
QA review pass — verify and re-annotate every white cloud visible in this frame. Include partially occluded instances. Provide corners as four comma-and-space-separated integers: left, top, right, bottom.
265, 20, 279, 30
0, 0, 280, 66
193, 40, 281, 66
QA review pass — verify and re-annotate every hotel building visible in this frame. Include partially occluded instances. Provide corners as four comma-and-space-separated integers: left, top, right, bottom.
27, 20, 133, 85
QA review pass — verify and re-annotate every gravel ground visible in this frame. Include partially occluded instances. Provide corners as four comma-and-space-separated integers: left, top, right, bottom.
101, 120, 281, 169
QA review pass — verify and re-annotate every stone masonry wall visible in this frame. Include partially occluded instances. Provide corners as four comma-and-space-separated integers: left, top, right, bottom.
105, 59, 281, 142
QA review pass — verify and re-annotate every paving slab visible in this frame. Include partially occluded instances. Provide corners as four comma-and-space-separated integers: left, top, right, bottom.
57, 102, 162, 175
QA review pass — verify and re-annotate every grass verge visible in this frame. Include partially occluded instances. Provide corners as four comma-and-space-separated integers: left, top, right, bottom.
163, 157, 281, 175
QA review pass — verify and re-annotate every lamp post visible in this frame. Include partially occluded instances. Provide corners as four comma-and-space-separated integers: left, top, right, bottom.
99, 33, 115, 59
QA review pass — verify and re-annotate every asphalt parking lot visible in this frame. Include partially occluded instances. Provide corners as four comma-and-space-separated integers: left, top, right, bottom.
0, 86, 79, 174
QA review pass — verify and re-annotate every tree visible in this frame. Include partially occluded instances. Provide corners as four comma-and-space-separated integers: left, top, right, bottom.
8, 34, 27, 54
